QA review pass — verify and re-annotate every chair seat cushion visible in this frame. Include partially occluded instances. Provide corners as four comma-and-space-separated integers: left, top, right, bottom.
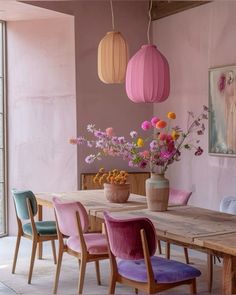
118, 256, 201, 283
23, 221, 57, 236
67, 233, 107, 254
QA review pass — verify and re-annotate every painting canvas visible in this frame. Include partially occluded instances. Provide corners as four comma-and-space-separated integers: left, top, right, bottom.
209, 65, 236, 156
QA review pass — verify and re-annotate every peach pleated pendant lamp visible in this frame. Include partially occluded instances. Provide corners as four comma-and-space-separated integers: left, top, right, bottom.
125, 0, 170, 103
98, 0, 129, 84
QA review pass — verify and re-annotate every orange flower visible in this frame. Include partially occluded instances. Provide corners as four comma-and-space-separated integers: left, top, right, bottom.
167, 112, 176, 119
156, 120, 167, 129
159, 133, 168, 141
171, 130, 180, 140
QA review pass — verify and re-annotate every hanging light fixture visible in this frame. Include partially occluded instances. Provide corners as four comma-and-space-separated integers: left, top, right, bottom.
98, 0, 129, 84
125, 0, 170, 103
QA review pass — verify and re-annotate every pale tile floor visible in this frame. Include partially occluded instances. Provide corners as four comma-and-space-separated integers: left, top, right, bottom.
0, 237, 222, 295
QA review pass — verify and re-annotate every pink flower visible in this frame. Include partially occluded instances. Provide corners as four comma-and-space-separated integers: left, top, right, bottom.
151, 117, 160, 127
140, 150, 150, 158
106, 127, 114, 137
141, 121, 152, 131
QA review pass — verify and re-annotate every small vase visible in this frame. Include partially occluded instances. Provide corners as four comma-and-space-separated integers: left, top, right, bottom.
104, 183, 130, 203
145, 173, 169, 211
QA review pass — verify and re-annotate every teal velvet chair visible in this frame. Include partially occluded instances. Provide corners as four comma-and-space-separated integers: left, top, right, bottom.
12, 189, 57, 284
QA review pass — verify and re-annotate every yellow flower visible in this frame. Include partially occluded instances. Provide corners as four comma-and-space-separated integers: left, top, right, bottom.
137, 137, 144, 147
167, 112, 176, 120
172, 130, 180, 140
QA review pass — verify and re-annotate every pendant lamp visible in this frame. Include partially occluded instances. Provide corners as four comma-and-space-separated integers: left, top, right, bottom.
125, 0, 170, 103
98, 0, 129, 84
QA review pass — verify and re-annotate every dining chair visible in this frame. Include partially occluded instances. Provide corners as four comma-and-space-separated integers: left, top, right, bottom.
164, 188, 192, 264
104, 211, 201, 294
207, 196, 236, 293
12, 189, 57, 284
52, 197, 109, 294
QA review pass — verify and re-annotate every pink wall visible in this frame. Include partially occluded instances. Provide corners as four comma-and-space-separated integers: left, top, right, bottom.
7, 1, 152, 234
25, 1, 153, 186
7, 17, 76, 234
153, 1, 236, 210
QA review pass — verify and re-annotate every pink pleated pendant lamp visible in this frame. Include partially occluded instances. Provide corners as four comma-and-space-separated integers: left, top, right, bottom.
125, 1, 170, 103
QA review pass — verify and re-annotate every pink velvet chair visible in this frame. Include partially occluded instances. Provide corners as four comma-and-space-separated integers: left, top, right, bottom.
165, 188, 192, 263
52, 197, 109, 294
104, 211, 201, 294
165, 188, 192, 264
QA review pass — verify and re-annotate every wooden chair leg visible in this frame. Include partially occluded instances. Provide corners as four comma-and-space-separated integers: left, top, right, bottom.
51, 240, 57, 264
28, 240, 37, 284
53, 246, 63, 294
12, 234, 21, 274
190, 278, 197, 294
108, 275, 116, 294
207, 253, 213, 293
135, 287, 138, 294
95, 260, 101, 285
77, 258, 86, 294
166, 242, 170, 259
157, 240, 162, 255
184, 247, 190, 264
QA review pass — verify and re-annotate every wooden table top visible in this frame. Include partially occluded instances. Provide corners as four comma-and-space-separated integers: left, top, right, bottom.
99, 206, 236, 255
36, 190, 236, 256
36, 189, 148, 213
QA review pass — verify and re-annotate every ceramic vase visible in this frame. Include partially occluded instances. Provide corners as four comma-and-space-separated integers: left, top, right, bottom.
104, 183, 130, 203
145, 173, 169, 211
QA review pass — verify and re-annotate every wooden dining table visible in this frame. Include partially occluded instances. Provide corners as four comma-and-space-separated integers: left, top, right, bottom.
36, 189, 236, 295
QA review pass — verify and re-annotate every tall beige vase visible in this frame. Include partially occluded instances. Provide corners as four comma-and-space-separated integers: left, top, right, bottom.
145, 173, 169, 211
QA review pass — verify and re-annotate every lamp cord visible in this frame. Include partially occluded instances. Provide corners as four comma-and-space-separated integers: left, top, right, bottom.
147, 0, 153, 44
110, 0, 115, 31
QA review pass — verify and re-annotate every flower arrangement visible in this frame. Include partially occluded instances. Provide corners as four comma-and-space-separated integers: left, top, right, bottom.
70, 106, 208, 174
94, 168, 128, 185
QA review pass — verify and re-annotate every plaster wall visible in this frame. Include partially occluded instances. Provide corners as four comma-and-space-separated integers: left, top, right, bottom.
153, 1, 236, 210
7, 17, 76, 234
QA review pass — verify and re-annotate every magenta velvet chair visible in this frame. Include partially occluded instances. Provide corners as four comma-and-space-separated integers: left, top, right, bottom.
52, 197, 109, 294
166, 188, 192, 264
104, 211, 201, 294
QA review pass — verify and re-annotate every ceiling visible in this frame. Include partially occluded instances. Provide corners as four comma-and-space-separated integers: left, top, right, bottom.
151, 1, 211, 20
0, 0, 70, 21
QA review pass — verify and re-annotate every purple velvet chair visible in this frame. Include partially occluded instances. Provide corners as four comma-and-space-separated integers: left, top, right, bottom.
52, 197, 109, 294
104, 211, 201, 294
165, 188, 192, 264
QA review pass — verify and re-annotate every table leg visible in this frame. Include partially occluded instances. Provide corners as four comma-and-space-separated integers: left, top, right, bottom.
223, 254, 236, 294
37, 204, 43, 259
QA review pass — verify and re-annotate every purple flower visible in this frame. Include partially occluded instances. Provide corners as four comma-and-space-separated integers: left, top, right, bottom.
85, 154, 96, 164
195, 147, 203, 156
76, 137, 86, 144
130, 131, 137, 138
118, 137, 125, 144
94, 130, 105, 138
96, 139, 106, 148
150, 140, 158, 151
139, 160, 148, 169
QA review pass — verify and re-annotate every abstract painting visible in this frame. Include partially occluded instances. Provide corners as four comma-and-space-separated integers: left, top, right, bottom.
209, 65, 236, 156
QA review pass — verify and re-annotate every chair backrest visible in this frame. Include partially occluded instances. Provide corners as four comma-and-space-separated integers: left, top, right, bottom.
52, 197, 89, 237
104, 211, 156, 260
12, 189, 38, 220
220, 196, 236, 214
168, 188, 192, 206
